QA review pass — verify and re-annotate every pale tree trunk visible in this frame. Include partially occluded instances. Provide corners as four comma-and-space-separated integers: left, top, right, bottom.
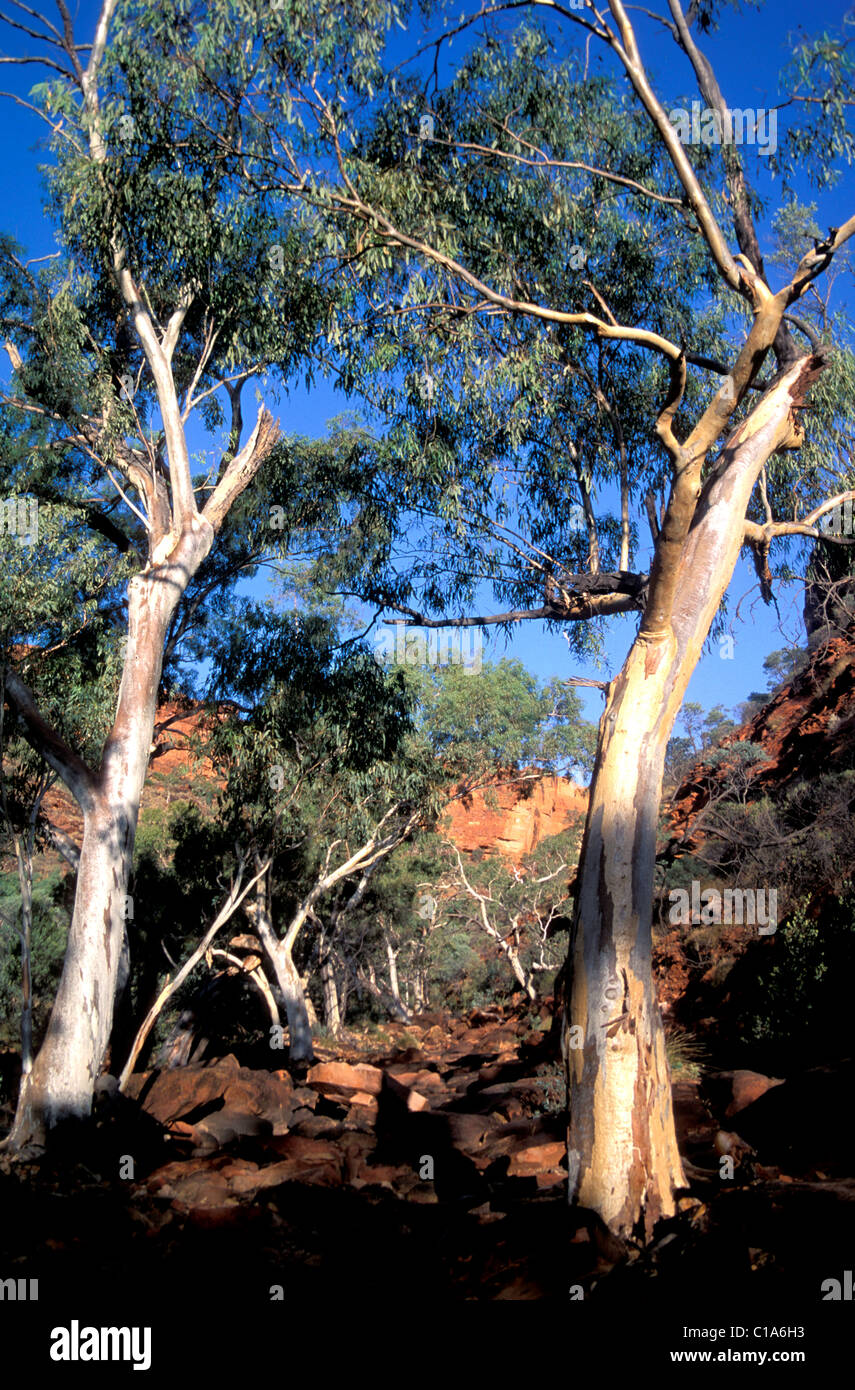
247, 864, 315, 1064
244, 814, 417, 1057
314, 868, 379, 1035
2, 420, 276, 1152
412, 968, 429, 1013
383, 930, 409, 1016
6, 548, 201, 1142
318, 929, 341, 1034
449, 846, 537, 1001
338, 968, 350, 1027
300, 980, 320, 1031
565, 356, 820, 1238
0, 5, 280, 1151
505, 935, 537, 1002
116, 857, 268, 1089
352, 957, 411, 1023
265, 939, 315, 1063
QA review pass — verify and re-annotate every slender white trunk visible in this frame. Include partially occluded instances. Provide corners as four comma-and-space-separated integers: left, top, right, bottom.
248, 866, 315, 1063
384, 930, 410, 1015
7, 534, 211, 1145
565, 357, 819, 1237
505, 940, 537, 1002
319, 931, 341, 1034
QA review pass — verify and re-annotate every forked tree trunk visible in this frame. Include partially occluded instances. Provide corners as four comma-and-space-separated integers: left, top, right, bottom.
7, 523, 213, 1146
247, 867, 315, 1064
358, 963, 411, 1023
506, 941, 537, 1002
565, 356, 821, 1238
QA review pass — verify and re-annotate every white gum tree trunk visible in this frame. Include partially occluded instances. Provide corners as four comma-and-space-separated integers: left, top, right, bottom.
565, 355, 820, 1238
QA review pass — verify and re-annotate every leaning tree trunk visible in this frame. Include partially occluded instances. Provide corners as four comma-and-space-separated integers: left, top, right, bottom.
247, 866, 315, 1064
565, 356, 821, 1239
505, 940, 537, 1002
357, 962, 411, 1023
6, 523, 214, 1146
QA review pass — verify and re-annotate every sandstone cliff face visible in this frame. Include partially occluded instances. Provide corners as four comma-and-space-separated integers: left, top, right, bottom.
655, 628, 855, 1028
39, 706, 588, 865
666, 628, 855, 847
442, 776, 588, 860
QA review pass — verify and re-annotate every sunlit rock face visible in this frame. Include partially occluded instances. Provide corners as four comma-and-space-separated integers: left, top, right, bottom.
442, 775, 588, 861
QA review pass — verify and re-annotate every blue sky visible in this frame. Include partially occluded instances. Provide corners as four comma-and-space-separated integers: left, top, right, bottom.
1, 1, 853, 737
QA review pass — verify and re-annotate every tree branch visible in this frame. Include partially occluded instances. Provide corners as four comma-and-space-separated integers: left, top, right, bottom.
2, 667, 99, 814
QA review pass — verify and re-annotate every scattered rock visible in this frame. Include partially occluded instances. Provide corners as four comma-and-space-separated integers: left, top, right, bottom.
703, 1069, 785, 1118
306, 1061, 384, 1097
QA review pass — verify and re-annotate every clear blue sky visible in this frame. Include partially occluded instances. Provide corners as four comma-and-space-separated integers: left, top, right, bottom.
2, 1, 852, 733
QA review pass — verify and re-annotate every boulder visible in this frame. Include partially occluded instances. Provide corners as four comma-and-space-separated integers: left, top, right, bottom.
306, 1061, 383, 1097
726, 1059, 855, 1175
702, 1069, 785, 1119
383, 1072, 430, 1112
347, 1091, 378, 1109
193, 1107, 273, 1151
127, 1055, 241, 1124
507, 1140, 566, 1175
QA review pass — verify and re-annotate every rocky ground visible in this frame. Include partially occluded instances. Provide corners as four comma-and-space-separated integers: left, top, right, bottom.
1, 1001, 852, 1308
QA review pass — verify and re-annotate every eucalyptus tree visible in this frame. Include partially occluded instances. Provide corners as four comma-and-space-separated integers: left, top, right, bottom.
2, 1, 851, 1254
0, 468, 133, 1086
315, 657, 594, 1025
0, 0, 394, 1145
204, 603, 443, 1061
229, 0, 855, 1237
439, 831, 577, 1001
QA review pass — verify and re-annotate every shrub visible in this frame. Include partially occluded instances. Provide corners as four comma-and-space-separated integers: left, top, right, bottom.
735, 887, 855, 1069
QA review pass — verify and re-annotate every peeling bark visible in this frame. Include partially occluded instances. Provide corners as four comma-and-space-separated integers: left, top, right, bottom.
564, 355, 824, 1239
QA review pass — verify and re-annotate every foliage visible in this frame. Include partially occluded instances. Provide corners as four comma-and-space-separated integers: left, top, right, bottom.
0, 868, 67, 1048
734, 889, 855, 1069
664, 1024, 707, 1081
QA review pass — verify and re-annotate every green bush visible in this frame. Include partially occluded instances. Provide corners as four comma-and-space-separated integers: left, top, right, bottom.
0, 869, 68, 1050
665, 1024, 707, 1080
735, 887, 855, 1068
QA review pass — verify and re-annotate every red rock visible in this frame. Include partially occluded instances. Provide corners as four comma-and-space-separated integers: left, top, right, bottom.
287, 1112, 335, 1139
193, 1107, 272, 1148
444, 775, 587, 861
268, 1134, 342, 1164
350, 1161, 417, 1191
407, 1185, 439, 1204
290, 1086, 319, 1110
223, 1068, 293, 1118
127, 1055, 240, 1123
342, 1105, 378, 1133
382, 1072, 430, 1112
726, 1070, 785, 1116
306, 1061, 383, 1096
385, 1068, 445, 1092
229, 1161, 301, 1194
507, 1140, 566, 1175
166, 1120, 203, 1141
348, 1091, 378, 1109
442, 1112, 503, 1152
667, 633, 855, 844
145, 1157, 213, 1190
